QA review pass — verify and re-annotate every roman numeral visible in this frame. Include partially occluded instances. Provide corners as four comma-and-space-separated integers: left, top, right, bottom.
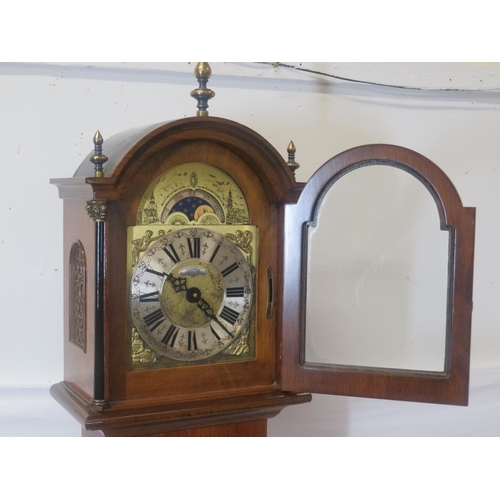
188, 237, 201, 258
209, 243, 221, 263
146, 268, 166, 278
221, 262, 239, 277
139, 291, 159, 302
161, 324, 178, 347
219, 306, 239, 325
163, 244, 180, 264
226, 287, 245, 298
143, 308, 166, 332
188, 331, 198, 351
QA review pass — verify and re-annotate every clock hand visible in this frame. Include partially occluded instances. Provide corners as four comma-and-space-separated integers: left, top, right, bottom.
146, 268, 187, 292
164, 271, 235, 338
195, 297, 235, 338
163, 272, 188, 293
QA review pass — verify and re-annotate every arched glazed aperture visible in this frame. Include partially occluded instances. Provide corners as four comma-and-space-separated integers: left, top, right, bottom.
304, 164, 450, 372
281, 145, 475, 405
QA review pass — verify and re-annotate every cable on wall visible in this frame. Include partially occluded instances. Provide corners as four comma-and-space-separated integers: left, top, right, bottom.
258, 62, 500, 92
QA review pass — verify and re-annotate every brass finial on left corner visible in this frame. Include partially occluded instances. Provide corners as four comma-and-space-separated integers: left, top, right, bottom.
286, 140, 300, 174
190, 62, 215, 117
89, 130, 108, 177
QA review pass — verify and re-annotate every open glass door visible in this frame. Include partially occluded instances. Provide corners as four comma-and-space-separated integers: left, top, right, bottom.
281, 145, 475, 405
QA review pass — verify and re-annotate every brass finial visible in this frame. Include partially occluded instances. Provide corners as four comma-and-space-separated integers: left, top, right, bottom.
89, 130, 108, 177
286, 140, 300, 173
190, 62, 215, 117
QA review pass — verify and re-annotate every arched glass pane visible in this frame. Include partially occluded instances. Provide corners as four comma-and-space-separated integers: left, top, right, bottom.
304, 165, 449, 372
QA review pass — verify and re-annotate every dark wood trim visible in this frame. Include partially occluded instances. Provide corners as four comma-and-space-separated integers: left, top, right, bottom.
93, 220, 106, 403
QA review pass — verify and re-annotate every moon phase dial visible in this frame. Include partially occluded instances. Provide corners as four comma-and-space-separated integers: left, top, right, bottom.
130, 227, 254, 363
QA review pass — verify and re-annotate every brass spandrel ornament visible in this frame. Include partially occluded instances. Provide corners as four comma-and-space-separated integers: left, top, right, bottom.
131, 229, 166, 267
225, 229, 254, 262
131, 328, 159, 364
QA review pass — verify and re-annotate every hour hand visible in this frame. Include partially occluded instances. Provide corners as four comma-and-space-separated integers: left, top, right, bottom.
164, 272, 188, 293
145, 268, 186, 292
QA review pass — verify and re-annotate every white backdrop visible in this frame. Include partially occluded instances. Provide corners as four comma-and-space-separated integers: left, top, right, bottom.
1, 62, 499, 436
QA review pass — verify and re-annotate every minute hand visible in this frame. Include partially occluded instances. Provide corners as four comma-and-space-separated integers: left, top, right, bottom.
196, 297, 234, 338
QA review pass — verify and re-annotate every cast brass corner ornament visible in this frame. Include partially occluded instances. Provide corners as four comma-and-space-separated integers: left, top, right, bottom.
224, 324, 251, 356
226, 229, 253, 262
131, 229, 166, 267
131, 328, 159, 364
86, 200, 107, 222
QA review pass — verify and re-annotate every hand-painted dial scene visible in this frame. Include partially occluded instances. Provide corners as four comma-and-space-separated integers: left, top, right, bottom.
136, 162, 250, 226
130, 227, 255, 364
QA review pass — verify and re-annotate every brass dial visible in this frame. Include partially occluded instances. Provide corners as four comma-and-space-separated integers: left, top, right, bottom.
130, 227, 253, 361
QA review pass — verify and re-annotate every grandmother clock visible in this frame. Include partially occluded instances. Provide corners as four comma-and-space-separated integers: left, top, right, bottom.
51, 63, 475, 436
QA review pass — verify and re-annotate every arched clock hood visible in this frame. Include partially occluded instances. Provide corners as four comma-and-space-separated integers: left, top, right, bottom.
70, 116, 302, 205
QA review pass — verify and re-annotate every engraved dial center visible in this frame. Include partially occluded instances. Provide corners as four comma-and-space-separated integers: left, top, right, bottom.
161, 259, 225, 330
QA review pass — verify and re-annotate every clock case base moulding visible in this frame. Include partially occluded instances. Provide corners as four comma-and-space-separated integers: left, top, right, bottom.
51, 381, 311, 437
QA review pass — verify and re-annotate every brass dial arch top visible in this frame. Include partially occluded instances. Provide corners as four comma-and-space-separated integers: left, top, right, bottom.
136, 162, 250, 226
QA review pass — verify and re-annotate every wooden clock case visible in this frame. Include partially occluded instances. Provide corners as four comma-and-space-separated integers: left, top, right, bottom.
51, 116, 311, 436
51, 115, 475, 437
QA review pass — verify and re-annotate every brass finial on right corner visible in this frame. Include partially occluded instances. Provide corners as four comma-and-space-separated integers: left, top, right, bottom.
190, 62, 216, 116
286, 140, 300, 174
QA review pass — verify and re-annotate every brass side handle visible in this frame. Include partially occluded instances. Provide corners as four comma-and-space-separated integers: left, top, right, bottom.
266, 266, 274, 318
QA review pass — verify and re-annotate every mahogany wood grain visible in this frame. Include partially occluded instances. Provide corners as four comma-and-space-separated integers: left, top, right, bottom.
82, 421, 267, 437
148, 420, 267, 437
106, 139, 283, 403
62, 199, 96, 402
